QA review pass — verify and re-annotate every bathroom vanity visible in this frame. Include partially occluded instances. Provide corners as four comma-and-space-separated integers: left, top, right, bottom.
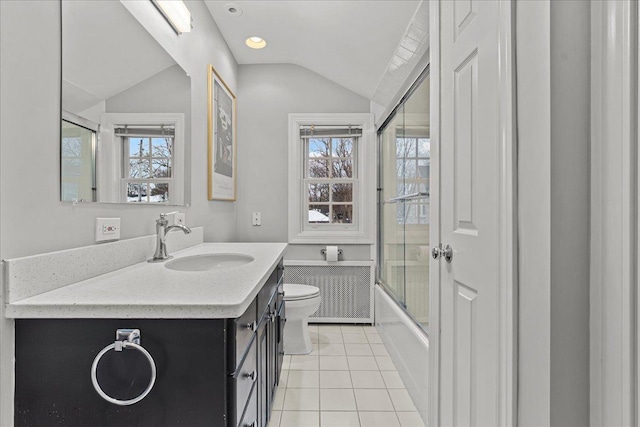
6, 241, 286, 427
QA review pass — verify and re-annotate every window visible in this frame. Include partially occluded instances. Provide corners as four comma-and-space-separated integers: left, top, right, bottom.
61, 117, 97, 202
117, 125, 174, 203
288, 113, 375, 244
304, 132, 358, 226
396, 136, 430, 225
98, 113, 185, 204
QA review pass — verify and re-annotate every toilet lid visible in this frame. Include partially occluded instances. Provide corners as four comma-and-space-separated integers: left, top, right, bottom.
284, 283, 320, 301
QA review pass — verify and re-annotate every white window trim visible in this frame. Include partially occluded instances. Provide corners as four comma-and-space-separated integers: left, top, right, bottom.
288, 113, 375, 244
99, 113, 185, 205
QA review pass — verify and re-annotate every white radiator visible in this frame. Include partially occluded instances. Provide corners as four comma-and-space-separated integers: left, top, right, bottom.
283, 260, 375, 323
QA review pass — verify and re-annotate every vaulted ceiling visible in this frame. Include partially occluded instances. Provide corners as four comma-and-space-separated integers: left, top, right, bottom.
204, 1, 422, 100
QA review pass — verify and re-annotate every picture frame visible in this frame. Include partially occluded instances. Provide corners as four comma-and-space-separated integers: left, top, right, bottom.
207, 64, 237, 201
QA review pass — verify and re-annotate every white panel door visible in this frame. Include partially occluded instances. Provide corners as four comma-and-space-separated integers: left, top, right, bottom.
436, 0, 508, 425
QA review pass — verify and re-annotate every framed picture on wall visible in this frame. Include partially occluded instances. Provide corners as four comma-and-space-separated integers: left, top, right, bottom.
207, 64, 237, 201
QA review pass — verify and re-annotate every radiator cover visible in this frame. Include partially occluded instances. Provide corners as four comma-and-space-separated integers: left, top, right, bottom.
283, 261, 374, 323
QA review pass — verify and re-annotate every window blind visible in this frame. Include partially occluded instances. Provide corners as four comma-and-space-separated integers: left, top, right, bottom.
299, 125, 362, 138
114, 124, 175, 138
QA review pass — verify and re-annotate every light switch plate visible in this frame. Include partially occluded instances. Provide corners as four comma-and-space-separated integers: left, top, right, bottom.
173, 212, 186, 226
166, 212, 185, 226
95, 218, 121, 242
252, 212, 261, 226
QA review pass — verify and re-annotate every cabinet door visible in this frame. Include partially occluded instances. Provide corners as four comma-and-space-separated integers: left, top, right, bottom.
276, 302, 286, 386
258, 320, 268, 427
267, 296, 278, 407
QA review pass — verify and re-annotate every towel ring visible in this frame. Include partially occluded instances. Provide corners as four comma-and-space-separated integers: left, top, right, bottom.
91, 339, 156, 406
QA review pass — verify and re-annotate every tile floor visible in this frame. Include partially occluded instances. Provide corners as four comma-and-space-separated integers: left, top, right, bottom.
268, 324, 426, 427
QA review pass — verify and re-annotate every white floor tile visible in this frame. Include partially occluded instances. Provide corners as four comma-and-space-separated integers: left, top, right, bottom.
397, 411, 426, 427
343, 333, 369, 344
283, 388, 320, 411
280, 369, 290, 387
359, 411, 401, 427
381, 371, 405, 389
274, 324, 418, 427
318, 324, 343, 333
290, 355, 319, 370
354, 389, 395, 411
280, 411, 320, 427
288, 370, 320, 388
341, 325, 365, 334
320, 355, 350, 371
273, 386, 286, 410
345, 343, 373, 356
375, 356, 397, 371
348, 356, 379, 371
350, 371, 386, 389
321, 411, 361, 427
320, 388, 358, 411
370, 344, 390, 357
320, 370, 353, 388
268, 410, 282, 427
282, 355, 292, 370
388, 389, 417, 412
318, 332, 344, 343
318, 343, 347, 356
365, 333, 383, 344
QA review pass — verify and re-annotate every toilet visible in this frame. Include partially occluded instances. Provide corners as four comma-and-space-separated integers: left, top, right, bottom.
283, 283, 321, 355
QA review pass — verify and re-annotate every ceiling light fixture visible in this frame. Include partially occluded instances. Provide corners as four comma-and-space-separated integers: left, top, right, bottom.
245, 36, 267, 49
151, 0, 192, 34
226, 3, 243, 16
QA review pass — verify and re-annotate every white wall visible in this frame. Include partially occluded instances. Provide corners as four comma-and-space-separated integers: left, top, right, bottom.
235, 64, 372, 259
121, 0, 238, 244
516, 1, 590, 425
0, 1, 238, 423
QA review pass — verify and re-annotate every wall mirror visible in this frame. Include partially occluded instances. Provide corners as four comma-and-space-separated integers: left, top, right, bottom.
61, 0, 191, 205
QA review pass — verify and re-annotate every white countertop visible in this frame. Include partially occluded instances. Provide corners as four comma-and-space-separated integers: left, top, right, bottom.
5, 243, 287, 319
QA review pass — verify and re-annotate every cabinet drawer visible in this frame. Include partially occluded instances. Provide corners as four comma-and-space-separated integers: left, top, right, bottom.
228, 298, 257, 373
258, 268, 278, 319
230, 336, 258, 425
238, 382, 258, 427
276, 279, 284, 310
276, 261, 284, 285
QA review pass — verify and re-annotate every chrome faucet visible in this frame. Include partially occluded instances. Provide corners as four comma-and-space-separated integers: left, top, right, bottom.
148, 212, 192, 262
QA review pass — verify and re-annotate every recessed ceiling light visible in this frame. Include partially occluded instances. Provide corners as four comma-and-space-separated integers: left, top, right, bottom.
226, 3, 243, 16
246, 36, 267, 49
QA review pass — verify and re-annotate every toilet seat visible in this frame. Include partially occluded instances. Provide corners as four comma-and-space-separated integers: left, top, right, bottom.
284, 283, 320, 301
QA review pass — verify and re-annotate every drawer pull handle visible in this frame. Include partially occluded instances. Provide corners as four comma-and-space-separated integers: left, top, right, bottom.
244, 371, 257, 382
245, 421, 257, 427
245, 321, 257, 332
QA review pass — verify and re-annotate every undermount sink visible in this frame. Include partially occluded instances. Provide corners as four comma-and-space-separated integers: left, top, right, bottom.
164, 253, 255, 272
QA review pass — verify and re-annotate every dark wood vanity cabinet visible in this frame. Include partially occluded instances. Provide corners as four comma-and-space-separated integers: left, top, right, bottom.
14, 260, 284, 427
229, 262, 285, 427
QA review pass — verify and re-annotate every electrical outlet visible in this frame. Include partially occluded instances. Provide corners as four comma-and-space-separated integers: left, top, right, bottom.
252, 212, 261, 226
95, 218, 121, 242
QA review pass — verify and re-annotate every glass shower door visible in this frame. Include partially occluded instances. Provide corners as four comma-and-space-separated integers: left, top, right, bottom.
379, 108, 406, 305
378, 72, 430, 330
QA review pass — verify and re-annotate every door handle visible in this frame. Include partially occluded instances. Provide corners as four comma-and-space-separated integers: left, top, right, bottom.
432, 244, 453, 263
